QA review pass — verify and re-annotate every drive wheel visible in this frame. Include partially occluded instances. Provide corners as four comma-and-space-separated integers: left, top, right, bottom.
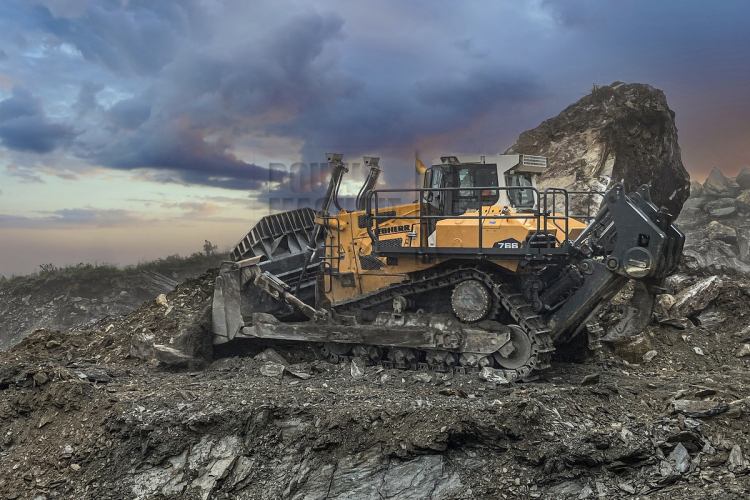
493, 325, 532, 370
451, 280, 491, 322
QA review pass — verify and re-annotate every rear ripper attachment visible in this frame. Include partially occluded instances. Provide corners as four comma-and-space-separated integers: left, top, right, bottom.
213, 153, 685, 381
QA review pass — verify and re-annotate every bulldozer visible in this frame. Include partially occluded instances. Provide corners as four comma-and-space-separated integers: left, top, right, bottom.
212, 153, 684, 381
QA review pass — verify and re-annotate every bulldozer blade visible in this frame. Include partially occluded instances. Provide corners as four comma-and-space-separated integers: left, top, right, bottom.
212, 263, 244, 345
601, 280, 656, 342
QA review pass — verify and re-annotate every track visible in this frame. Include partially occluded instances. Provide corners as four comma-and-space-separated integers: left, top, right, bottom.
316, 267, 554, 381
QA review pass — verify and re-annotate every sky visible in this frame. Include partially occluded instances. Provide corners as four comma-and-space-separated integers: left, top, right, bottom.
0, 0, 749, 276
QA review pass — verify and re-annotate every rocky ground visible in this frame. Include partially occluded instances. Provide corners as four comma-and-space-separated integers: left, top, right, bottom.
0, 263, 749, 499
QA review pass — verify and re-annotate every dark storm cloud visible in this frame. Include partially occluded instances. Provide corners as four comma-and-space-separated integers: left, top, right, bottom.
106, 96, 151, 130
415, 71, 542, 114
90, 122, 278, 191
3, 0, 748, 190
31, 1, 202, 77
74, 81, 104, 117
540, 0, 602, 29
0, 87, 77, 153
84, 7, 355, 189
0, 87, 39, 121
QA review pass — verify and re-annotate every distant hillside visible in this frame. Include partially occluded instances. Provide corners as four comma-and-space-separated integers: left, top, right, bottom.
0, 251, 225, 350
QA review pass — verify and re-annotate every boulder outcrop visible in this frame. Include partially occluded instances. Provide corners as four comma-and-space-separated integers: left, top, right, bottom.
677, 168, 750, 275
735, 166, 750, 190
702, 168, 740, 198
506, 82, 690, 216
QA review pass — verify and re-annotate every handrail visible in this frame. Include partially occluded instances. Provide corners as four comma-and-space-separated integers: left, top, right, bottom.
318, 215, 343, 292
363, 185, 606, 258
366, 186, 545, 254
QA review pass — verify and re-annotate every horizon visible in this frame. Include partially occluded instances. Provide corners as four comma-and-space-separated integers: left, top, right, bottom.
1, 0, 749, 276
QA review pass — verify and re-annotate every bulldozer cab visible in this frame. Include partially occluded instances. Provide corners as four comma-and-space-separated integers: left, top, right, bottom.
421, 155, 546, 245
423, 154, 546, 216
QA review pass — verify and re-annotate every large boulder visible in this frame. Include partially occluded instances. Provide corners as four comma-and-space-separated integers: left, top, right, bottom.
505, 82, 690, 217
707, 220, 737, 244
736, 166, 750, 190
703, 198, 740, 218
702, 168, 739, 198
683, 240, 750, 274
689, 180, 703, 199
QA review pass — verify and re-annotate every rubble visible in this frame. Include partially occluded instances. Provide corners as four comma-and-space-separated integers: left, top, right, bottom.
670, 276, 723, 318
707, 220, 737, 243
727, 445, 745, 470
0, 257, 747, 499
478, 366, 510, 385
677, 166, 750, 275
0, 259, 219, 351
668, 443, 690, 474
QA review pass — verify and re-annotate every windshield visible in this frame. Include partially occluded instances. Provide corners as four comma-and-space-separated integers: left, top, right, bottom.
450, 166, 499, 214
504, 173, 536, 209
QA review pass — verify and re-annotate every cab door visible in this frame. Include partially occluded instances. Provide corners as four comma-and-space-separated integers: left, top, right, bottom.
421, 167, 445, 247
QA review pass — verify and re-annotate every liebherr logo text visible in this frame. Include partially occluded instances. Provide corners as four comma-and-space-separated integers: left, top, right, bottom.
376, 225, 410, 235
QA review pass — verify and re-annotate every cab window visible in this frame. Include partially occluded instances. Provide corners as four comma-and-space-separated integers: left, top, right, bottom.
449, 166, 499, 214
505, 173, 536, 209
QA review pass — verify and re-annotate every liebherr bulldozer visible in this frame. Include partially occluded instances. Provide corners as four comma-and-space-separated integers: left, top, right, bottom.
212, 153, 684, 381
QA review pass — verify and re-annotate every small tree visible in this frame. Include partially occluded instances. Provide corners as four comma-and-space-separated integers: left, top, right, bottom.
39, 263, 57, 272
203, 240, 218, 256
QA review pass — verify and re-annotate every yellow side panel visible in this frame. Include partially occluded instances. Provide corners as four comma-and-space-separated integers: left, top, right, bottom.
322, 203, 435, 303
321, 203, 589, 302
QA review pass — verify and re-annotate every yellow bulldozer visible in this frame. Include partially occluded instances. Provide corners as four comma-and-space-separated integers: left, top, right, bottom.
212, 153, 684, 380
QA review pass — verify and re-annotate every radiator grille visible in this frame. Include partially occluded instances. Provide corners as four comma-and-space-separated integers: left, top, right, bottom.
358, 210, 396, 229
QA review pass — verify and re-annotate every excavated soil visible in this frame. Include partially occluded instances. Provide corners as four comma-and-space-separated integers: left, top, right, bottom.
1, 270, 750, 499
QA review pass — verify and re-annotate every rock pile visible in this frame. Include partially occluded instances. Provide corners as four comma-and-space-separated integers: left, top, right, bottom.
678, 167, 750, 274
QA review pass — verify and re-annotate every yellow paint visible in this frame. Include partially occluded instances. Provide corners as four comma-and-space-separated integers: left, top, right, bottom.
321, 202, 588, 303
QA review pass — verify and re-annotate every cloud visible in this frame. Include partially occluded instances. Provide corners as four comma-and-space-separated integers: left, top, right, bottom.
415, 70, 542, 114
32, 1, 199, 77
106, 96, 151, 129
6, 163, 44, 183
0, 115, 76, 153
0, 87, 77, 153
0, 207, 151, 229
540, 0, 603, 29
0, 49, 7, 61
90, 120, 279, 190
1, 0, 748, 193
74, 80, 104, 117
0, 87, 39, 121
